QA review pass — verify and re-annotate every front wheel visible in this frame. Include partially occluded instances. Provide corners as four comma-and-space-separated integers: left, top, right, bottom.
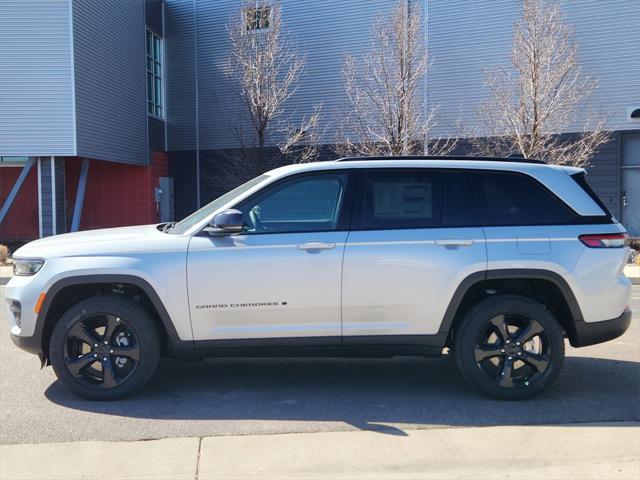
454, 295, 565, 400
49, 296, 160, 400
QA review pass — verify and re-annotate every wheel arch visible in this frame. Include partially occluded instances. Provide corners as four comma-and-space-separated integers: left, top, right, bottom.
439, 269, 583, 347
36, 274, 190, 362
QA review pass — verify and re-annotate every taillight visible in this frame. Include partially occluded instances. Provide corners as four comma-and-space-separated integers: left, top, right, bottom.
579, 233, 628, 248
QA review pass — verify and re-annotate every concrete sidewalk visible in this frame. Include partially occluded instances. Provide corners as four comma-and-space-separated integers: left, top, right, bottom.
1, 424, 638, 480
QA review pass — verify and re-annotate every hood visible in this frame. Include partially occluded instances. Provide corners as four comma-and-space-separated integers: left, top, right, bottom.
14, 224, 180, 259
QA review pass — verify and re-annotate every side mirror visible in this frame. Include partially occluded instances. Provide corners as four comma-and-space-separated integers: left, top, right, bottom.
205, 209, 245, 235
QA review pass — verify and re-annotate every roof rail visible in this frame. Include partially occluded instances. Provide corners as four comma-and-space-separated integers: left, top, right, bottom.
334, 155, 546, 165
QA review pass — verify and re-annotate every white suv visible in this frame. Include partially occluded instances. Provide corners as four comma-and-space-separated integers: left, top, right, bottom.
5, 157, 632, 400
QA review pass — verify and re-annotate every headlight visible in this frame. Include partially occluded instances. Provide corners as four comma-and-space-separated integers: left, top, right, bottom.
12, 259, 44, 276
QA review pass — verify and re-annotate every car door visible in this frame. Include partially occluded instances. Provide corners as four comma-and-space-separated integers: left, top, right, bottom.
187, 170, 353, 342
341, 168, 487, 342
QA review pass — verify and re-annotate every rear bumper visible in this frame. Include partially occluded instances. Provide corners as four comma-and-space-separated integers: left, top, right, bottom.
571, 308, 632, 347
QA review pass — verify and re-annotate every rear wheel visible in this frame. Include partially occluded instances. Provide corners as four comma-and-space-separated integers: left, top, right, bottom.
454, 294, 565, 400
49, 296, 160, 400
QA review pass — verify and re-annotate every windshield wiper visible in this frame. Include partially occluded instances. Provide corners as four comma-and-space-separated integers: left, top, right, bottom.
161, 222, 177, 233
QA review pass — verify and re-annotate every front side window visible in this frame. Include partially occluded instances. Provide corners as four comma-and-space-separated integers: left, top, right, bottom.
237, 173, 348, 233
146, 30, 163, 117
357, 170, 442, 229
170, 175, 270, 234
472, 171, 577, 226
244, 5, 271, 31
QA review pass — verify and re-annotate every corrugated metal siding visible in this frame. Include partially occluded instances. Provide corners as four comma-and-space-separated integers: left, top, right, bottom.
146, 0, 164, 36
72, 0, 149, 165
165, 0, 197, 150
148, 116, 166, 153
166, 0, 400, 150
585, 135, 620, 219
168, 150, 198, 219
0, 0, 76, 156
428, 0, 640, 137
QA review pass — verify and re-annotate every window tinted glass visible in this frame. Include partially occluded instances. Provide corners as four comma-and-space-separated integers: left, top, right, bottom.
472, 171, 577, 226
239, 173, 348, 233
360, 170, 442, 229
443, 171, 477, 227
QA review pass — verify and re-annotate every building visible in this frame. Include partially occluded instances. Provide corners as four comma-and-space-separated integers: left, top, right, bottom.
1, 0, 639, 241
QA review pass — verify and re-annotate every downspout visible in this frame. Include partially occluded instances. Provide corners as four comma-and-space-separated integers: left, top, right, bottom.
193, 0, 201, 208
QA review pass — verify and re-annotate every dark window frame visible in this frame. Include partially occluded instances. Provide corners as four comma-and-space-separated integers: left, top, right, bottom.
243, 5, 272, 31
230, 170, 357, 235
351, 168, 480, 231
469, 170, 593, 227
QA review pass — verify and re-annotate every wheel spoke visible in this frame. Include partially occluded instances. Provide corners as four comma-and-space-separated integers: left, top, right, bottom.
521, 352, 550, 373
67, 354, 96, 377
474, 345, 504, 362
489, 314, 510, 343
498, 358, 514, 387
103, 316, 119, 344
102, 361, 119, 388
69, 323, 99, 347
515, 321, 544, 344
110, 346, 140, 362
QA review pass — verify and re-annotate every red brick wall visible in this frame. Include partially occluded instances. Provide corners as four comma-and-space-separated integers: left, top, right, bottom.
0, 165, 39, 241
65, 153, 169, 231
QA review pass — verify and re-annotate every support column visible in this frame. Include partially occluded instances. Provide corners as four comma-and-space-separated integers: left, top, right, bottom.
37, 157, 66, 237
71, 158, 90, 232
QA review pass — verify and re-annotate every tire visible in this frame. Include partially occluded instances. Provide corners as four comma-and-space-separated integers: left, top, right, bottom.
454, 294, 565, 400
49, 295, 161, 400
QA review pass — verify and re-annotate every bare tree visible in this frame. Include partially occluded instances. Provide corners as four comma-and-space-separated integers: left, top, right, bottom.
337, 1, 455, 157
279, 105, 324, 163
224, 1, 320, 181
473, 0, 609, 167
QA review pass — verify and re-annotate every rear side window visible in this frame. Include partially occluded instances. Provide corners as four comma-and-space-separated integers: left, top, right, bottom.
359, 170, 442, 229
471, 171, 577, 226
443, 171, 478, 227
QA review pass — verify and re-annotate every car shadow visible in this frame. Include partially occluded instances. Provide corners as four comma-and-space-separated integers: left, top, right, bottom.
44, 354, 640, 432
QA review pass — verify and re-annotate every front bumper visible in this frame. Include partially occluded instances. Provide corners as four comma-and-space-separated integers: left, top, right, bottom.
571, 307, 632, 347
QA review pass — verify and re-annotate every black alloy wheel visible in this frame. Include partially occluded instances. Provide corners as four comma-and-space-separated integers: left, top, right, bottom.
473, 313, 550, 389
49, 296, 160, 400
455, 294, 565, 400
64, 314, 141, 389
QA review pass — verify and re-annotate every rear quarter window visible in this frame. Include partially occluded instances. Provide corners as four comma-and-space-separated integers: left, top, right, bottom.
471, 171, 577, 226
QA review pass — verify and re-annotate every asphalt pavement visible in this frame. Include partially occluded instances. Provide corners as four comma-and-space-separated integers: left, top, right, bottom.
1, 286, 639, 445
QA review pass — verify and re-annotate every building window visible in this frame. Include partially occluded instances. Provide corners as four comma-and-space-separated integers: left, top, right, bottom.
146, 30, 163, 118
244, 5, 271, 31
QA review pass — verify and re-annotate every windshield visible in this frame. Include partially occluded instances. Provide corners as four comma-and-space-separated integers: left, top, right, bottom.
169, 175, 270, 234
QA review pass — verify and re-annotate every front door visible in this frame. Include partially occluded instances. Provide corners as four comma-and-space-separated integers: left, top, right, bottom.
187, 171, 352, 342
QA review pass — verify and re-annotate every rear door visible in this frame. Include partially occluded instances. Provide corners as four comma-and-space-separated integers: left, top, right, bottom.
341, 168, 487, 341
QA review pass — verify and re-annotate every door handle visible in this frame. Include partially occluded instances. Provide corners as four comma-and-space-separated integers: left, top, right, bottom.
297, 242, 336, 251
435, 238, 474, 247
